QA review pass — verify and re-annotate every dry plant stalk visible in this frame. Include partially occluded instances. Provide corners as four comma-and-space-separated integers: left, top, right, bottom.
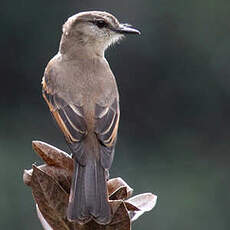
23, 141, 157, 230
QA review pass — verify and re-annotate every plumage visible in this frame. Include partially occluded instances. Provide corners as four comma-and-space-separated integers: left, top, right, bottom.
42, 10, 140, 225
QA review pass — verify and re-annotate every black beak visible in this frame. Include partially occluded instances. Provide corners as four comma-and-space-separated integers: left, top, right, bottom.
114, 23, 141, 35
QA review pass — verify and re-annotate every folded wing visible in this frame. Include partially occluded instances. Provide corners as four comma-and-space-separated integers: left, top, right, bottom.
95, 98, 120, 169
42, 80, 87, 165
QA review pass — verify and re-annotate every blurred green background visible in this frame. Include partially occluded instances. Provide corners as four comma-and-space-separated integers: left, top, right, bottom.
1, 0, 230, 229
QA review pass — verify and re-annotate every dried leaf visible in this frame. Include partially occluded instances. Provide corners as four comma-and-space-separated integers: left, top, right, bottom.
24, 141, 157, 230
37, 165, 72, 194
123, 202, 139, 211
126, 193, 157, 222
109, 186, 127, 200
24, 164, 72, 194
107, 178, 133, 198
32, 141, 73, 171
36, 204, 53, 230
109, 201, 130, 230
31, 165, 70, 230
23, 169, 32, 186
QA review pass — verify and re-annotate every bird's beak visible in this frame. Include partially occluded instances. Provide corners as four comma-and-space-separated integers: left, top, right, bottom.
114, 23, 141, 35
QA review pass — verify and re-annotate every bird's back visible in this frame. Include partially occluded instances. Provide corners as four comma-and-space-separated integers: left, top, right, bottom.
44, 53, 119, 109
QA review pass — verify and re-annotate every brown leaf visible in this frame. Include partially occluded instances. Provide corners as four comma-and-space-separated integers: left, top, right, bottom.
32, 141, 73, 171
36, 205, 53, 230
23, 169, 32, 186
24, 141, 157, 229
38, 165, 72, 194
109, 186, 128, 201
24, 164, 72, 194
123, 202, 139, 211
109, 201, 130, 230
107, 178, 133, 199
31, 165, 71, 230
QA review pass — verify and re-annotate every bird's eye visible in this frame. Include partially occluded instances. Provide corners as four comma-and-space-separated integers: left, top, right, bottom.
95, 20, 107, 28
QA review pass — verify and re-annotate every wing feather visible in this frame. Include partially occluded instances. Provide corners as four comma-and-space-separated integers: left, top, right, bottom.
95, 98, 120, 169
42, 75, 119, 168
42, 84, 87, 144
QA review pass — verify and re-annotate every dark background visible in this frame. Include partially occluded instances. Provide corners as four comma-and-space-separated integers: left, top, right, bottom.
1, 0, 230, 229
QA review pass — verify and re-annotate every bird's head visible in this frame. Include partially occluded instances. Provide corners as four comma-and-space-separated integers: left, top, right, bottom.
60, 11, 140, 56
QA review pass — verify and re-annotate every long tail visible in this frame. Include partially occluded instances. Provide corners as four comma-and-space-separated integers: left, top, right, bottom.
67, 157, 111, 224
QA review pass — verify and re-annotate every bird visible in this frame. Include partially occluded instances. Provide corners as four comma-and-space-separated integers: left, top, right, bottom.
41, 11, 140, 224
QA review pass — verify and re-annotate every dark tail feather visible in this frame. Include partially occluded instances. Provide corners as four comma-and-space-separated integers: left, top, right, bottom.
67, 158, 111, 224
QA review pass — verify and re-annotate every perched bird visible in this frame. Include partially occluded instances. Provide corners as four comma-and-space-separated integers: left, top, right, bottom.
42, 11, 140, 224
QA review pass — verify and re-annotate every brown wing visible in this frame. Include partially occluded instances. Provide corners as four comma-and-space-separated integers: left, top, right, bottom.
42, 78, 87, 164
42, 71, 119, 168
95, 98, 120, 169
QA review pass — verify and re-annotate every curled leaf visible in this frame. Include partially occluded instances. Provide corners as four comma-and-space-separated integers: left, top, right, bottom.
32, 141, 73, 171
110, 186, 128, 200
107, 177, 133, 199
126, 193, 157, 222
24, 141, 157, 230
23, 169, 32, 186
109, 201, 130, 229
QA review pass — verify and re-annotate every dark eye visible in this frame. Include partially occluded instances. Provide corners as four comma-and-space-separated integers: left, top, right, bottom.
95, 20, 107, 28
